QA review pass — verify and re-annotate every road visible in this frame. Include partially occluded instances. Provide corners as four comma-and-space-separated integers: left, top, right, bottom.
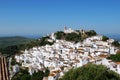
0, 56, 9, 80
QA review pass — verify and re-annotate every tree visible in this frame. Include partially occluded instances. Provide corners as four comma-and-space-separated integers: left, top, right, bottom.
54, 31, 66, 39
107, 52, 120, 62
11, 68, 31, 80
12, 68, 45, 80
65, 32, 81, 42
85, 30, 97, 37
102, 36, 109, 41
31, 70, 44, 80
44, 68, 50, 77
61, 64, 120, 80
21, 74, 31, 80
112, 41, 120, 47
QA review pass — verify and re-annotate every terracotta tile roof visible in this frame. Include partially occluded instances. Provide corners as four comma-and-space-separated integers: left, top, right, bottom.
49, 73, 55, 76
116, 62, 120, 64
77, 48, 84, 50
99, 54, 108, 58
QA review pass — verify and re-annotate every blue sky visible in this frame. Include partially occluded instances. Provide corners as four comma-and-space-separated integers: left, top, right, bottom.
0, 0, 120, 36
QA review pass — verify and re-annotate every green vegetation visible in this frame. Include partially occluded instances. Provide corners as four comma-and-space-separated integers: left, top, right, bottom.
0, 36, 54, 55
0, 36, 34, 48
12, 68, 50, 80
101, 35, 120, 47
102, 36, 109, 41
54, 31, 82, 42
11, 68, 31, 80
31, 71, 44, 80
112, 41, 120, 47
11, 56, 21, 66
54, 30, 97, 42
85, 30, 97, 37
44, 68, 50, 77
54, 31, 65, 39
39, 36, 54, 46
61, 64, 120, 80
107, 52, 120, 62
0, 36, 35, 55
65, 32, 81, 42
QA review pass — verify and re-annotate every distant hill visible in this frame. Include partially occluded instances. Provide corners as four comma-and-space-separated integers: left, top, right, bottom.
0, 36, 35, 48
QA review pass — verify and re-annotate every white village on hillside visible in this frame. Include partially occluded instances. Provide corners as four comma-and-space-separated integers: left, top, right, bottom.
10, 27, 120, 80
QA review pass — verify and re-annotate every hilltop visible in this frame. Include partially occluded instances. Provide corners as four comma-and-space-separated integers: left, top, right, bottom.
10, 27, 120, 80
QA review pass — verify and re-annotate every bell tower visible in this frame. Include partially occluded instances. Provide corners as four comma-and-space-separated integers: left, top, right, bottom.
64, 26, 67, 32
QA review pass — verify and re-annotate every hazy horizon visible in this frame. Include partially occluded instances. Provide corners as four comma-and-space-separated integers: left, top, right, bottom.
0, 33, 120, 40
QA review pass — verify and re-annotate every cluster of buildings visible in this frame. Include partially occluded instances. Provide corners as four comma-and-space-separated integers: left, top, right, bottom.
12, 28, 120, 80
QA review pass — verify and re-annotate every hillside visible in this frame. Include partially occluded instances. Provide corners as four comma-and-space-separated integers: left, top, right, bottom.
0, 36, 35, 48
8, 28, 120, 80
61, 64, 120, 80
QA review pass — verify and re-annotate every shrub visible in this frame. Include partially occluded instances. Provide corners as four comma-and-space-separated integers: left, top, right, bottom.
61, 64, 120, 80
102, 36, 109, 41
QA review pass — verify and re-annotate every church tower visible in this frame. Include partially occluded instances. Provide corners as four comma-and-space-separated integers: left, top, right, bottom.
64, 26, 67, 32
